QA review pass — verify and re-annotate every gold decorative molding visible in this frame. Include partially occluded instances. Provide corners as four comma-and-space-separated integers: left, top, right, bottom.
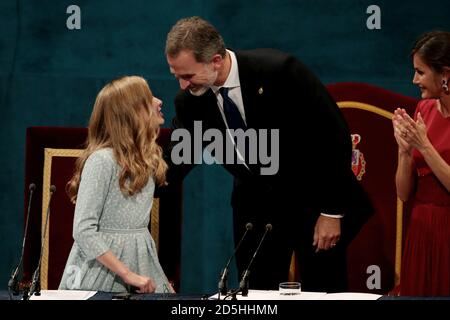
288, 251, 297, 282
151, 198, 160, 252
41, 148, 83, 290
337, 101, 402, 285
338, 101, 394, 119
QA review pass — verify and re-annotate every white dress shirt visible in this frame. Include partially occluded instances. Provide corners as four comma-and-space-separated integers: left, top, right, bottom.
210, 49, 249, 167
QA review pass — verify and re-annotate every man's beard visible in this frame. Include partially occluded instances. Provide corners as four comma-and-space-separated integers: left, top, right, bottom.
189, 69, 218, 96
189, 86, 210, 96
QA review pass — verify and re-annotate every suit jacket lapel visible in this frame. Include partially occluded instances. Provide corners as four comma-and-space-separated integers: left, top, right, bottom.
235, 51, 262, 129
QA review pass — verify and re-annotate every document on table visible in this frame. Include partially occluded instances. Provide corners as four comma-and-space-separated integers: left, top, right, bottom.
210, 289, 327, 300
29, 290, 97, 300
320, 292, 382, 300
210, 290, 381, 300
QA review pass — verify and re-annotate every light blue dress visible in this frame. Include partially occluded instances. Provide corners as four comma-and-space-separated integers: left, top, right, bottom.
59, 148, 171, 293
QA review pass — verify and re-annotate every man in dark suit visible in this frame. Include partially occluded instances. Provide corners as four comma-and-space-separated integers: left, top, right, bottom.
165, 16, 373, 292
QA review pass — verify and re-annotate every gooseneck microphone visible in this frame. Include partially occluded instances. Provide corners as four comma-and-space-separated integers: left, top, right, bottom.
238, 223, 272, 297
8, 183, 36, 300
26, 185, 56, 300
218, 222, 253, 297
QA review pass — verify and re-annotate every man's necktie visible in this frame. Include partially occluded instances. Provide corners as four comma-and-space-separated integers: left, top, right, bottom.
219, 87, 255, 170
219, 87, 246, 130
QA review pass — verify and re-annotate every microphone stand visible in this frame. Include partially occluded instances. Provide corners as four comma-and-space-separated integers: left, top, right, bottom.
7, 183, 36, 300
218, 223, 253, 299
237, 223, 272, 297
25, 185, 55, 300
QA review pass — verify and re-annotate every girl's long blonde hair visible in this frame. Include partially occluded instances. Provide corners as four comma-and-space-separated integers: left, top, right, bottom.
67, 76, 167, 203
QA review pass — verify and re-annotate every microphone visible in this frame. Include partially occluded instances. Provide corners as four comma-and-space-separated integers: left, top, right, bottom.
238, 223, 272, 297
27, 185, 56, 300
7, 183, 36, 299
218, 222, 253, 297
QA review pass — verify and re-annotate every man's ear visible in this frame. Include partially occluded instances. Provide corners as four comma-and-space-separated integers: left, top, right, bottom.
211, 54, 224, 68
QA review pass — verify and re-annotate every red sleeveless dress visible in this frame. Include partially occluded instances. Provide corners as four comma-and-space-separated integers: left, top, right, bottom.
400, 99, 450, 296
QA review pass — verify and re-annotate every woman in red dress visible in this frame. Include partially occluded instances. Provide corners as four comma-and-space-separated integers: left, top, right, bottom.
392, 30, 450, 296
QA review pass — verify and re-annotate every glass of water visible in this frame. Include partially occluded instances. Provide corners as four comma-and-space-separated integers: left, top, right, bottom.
279, 282, 301, 295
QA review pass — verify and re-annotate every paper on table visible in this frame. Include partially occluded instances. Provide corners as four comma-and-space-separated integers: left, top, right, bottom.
320, 292, 382, 300
28, 290, 97, 300
210, 289, 327, 300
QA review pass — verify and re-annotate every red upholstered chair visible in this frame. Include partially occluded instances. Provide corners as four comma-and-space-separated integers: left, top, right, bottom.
326, 82, 418, 293
22, 127, 182, 291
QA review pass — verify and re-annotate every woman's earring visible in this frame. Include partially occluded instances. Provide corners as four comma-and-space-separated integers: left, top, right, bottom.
443, 79, 449, 94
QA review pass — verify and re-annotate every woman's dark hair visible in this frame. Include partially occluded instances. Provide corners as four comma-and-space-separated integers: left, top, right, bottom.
412, 31, 450, 72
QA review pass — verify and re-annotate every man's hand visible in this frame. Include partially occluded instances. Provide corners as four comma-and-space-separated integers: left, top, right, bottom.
313, 215, 341, 252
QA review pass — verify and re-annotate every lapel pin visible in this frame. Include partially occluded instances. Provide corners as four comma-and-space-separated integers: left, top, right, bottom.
258, 87, 264, 95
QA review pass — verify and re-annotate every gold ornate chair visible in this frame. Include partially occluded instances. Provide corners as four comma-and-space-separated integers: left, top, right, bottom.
330, 82, 417, 293
288, 82, 418, 293
22, 127, 182, 290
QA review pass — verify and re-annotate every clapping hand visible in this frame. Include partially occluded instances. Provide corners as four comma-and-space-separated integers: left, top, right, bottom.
392, 108, 430, 153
